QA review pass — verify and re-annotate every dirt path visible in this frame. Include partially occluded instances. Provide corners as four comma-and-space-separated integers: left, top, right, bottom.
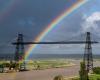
0, 65, 79, 80
0, 60, 99, 80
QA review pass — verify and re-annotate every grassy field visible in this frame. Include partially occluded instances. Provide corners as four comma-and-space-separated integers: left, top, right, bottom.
89, 74, 100, 80
0, 59, 75, 71
66, 74, 100, 80
26, 59, 75, 70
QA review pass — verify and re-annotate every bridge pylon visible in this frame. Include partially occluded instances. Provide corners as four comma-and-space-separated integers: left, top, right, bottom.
84, 32, 93, 73
15, 33, 26, 70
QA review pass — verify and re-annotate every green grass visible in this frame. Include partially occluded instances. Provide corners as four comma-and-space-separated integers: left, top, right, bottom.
89, 74, 100, 80
26, 59, 74, 70
0, 59, 74, 70
66, 74, 100, 80
65, 74, 100, 80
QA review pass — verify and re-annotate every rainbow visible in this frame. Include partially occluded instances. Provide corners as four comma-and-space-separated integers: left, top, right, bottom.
25, 0, 89, 59
0, 0, 89, 79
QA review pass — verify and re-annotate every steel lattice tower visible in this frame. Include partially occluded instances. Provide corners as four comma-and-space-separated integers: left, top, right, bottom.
84, 32, 93, 73
15, 34, 24, 61
15, 34, 26, 70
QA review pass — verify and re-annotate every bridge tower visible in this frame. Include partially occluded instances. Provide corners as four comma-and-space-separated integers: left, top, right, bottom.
15, 34, 24, 61
15, 33, 25, 70
84, 32, 93, 73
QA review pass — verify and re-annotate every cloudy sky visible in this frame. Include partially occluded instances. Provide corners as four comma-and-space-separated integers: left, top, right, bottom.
0, 0, 100, 55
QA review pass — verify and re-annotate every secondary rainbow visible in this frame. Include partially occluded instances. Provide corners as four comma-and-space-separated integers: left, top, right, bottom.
25, 0, 89, 59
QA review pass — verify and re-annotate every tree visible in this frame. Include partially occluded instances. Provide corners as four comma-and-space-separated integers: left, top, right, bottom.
0, 64, 4, 73
79, 62, 89, 80
93, 67, 100, 74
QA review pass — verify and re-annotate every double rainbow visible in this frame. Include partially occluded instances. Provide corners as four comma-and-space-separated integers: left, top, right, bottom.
0, 0, 89, 79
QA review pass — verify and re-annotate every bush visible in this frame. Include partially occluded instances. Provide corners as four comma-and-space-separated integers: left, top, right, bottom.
79, 62, 88, 80
97, 78, 100, 80
93, 67, 100, 74
53, 75, 64, 80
